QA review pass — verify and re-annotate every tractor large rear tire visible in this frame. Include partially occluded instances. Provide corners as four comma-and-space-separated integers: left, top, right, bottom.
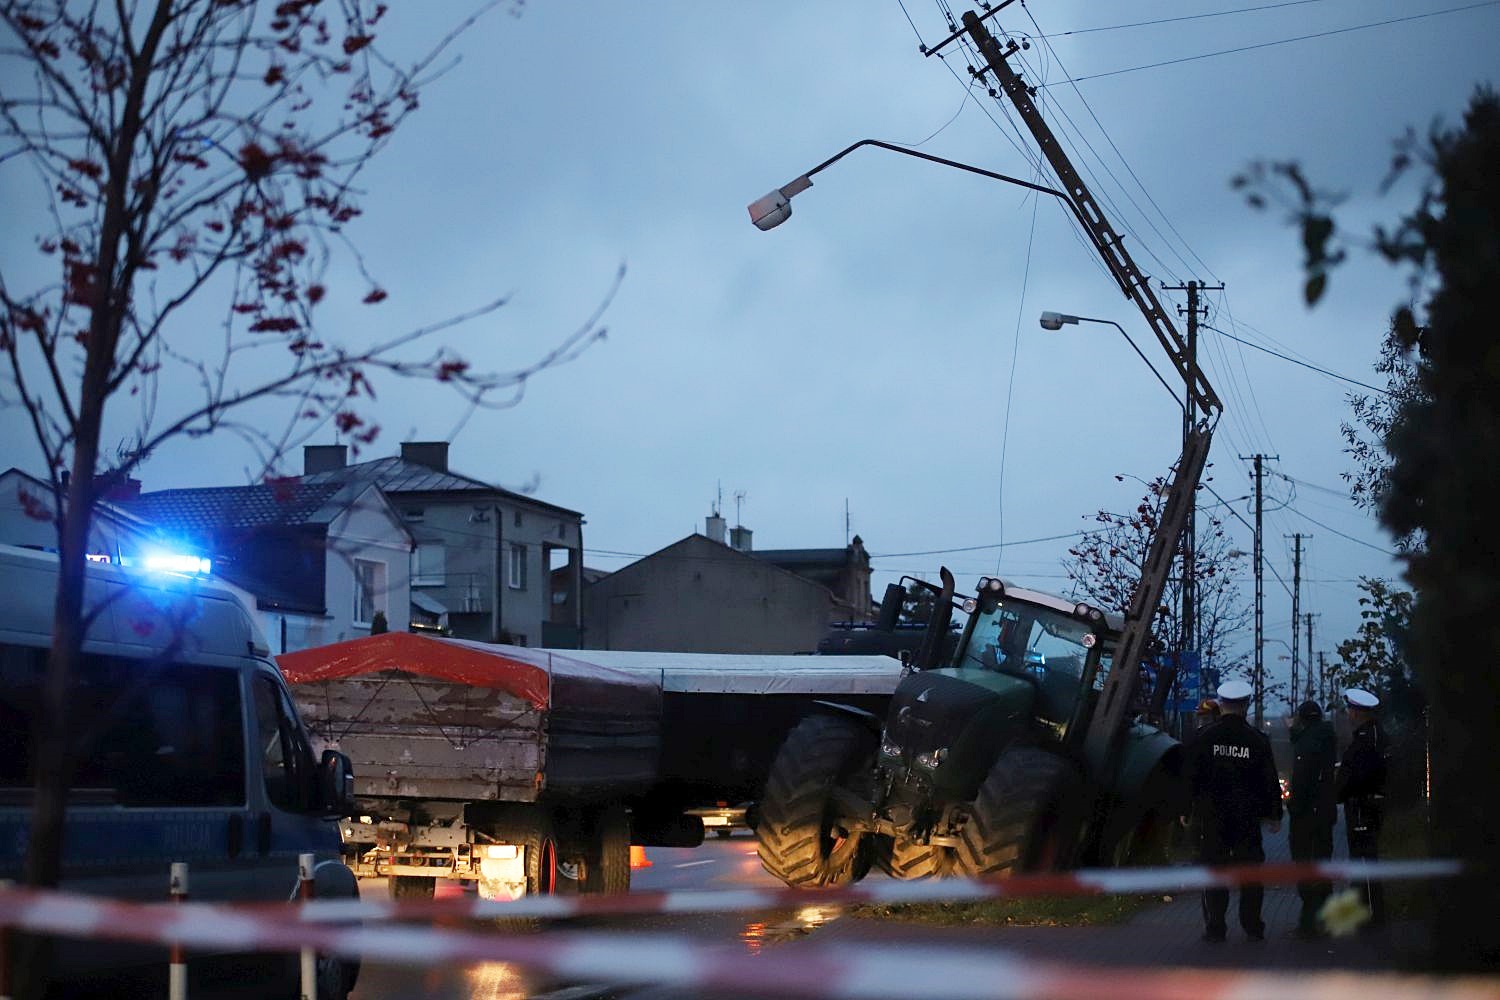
957, 748, 1083, 877
757, 714, 875, 888
873, 836, 952, 880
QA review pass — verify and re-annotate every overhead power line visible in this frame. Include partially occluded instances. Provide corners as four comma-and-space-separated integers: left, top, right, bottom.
1285, 504, 1400, 557
1034, 0, 1341, 38
1047, 0, 1500, 86
1204, 324, 1389, 395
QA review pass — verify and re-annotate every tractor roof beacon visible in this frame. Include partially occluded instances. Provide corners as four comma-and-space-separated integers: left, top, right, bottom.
755, 9, 1220, 889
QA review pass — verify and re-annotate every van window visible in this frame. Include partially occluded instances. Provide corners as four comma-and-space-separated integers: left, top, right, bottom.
0, 643, 245, 807
252, 674, 315, 812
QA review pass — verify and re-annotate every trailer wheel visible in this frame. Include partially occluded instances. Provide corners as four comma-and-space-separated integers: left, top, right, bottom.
956, 748, 1082, 877
582, 805, 631, 894
873, 836, 952, 880
756, 714, 875, 888
389, 875, 436, 900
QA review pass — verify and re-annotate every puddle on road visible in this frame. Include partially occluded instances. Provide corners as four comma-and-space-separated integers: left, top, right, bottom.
464, 960, 534, 1000
740, 904, 844, 954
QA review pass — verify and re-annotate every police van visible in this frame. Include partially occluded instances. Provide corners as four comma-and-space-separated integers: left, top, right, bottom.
0, 544, 360, 997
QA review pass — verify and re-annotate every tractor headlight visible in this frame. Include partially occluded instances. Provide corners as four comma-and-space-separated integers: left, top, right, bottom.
914, 747, 948, 770
880, 736, 902, 759
483, 844, 519, 860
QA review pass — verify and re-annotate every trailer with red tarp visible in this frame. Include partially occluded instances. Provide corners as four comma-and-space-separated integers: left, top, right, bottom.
278, 632, 658, 899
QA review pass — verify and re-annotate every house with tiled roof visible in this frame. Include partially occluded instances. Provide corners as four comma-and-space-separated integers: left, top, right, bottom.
125, 477, 413, 653
298, 442, 586, 648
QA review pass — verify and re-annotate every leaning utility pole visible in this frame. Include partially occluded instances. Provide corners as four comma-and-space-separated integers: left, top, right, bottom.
1162, 280, 1223, 667
1241, 453, 1276, 725
1287, 533, 1308, 713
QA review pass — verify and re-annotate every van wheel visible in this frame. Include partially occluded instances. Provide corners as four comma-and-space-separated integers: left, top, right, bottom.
315, 953, 358, 1000
389, 875, 436, 899
756, 714, 876, 888
957, 748, 1082, 877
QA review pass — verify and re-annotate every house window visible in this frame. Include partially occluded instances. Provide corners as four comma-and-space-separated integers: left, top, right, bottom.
353, 559, 386, 625
412, 543, 446, 587
508, 543, 527, 590
513, 510, 522, 528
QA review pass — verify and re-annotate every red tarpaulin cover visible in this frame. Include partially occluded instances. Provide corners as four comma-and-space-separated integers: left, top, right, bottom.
277, 632, 550, 707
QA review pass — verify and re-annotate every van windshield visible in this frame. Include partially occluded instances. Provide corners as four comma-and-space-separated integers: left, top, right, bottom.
0, 643, 246, 807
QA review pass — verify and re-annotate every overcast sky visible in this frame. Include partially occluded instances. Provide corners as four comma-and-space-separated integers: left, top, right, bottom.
3, 0, 1496, 700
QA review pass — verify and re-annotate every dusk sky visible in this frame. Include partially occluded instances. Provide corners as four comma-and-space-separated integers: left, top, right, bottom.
3, 1, 1496, 699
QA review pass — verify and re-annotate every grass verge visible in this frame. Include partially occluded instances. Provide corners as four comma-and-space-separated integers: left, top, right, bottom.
851, 893, 1163, 928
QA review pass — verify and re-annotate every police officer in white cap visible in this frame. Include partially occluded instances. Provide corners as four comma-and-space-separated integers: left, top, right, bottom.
1336, 688, 1389, 925
1182, 678, 1283, 942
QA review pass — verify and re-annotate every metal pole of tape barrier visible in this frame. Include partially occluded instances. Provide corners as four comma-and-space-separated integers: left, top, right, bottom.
299, 854, 316, 1000
169, 863, 188, 1000
0, 879, 12, 1000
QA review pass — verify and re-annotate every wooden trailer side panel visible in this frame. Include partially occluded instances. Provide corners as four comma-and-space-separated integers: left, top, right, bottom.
292, 670, 545, 803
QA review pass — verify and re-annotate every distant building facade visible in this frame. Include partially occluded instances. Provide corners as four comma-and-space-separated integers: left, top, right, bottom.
300, 442, 585, 648
581, 518, 867, 653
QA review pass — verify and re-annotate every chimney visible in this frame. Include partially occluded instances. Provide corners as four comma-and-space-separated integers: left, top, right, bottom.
93, 475, 142, 502
730, 525, 753, 552
303, 444, 348, 475
705, 513, 727, 545
401, 441, 449, 473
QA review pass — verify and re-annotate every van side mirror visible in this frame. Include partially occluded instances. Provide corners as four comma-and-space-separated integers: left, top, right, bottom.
318, 749, 356, 817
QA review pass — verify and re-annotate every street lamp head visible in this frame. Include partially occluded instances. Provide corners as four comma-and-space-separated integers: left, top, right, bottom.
748, 175, 813, 231
748, 189, 792, 231
1039, 310, 1079, 331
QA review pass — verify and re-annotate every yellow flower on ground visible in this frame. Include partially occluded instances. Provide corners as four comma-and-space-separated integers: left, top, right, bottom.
1319, 888, 1371, 936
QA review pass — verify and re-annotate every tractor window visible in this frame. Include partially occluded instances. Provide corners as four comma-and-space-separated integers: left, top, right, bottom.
958, 604, 1094, 683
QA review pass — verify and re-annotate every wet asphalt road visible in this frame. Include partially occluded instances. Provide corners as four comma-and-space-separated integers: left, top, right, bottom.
349, 830, 828, 1000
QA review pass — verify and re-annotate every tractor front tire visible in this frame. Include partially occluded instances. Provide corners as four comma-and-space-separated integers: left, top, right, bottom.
957, 748, 1083, 877
873, 836, 952, 880
756, 714, 875, 888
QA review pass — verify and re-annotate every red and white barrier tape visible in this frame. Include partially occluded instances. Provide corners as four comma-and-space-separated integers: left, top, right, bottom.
267, 858, 1460, 923
0, 884, 1493, 1000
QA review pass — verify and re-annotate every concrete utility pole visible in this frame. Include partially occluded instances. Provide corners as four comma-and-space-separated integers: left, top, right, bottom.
1318, 649, 1329, 705
1240, 454, 1277, 725
1287, 533, 1309, 712
1162, 280, 1223, 670
1304, 612, 1319, 700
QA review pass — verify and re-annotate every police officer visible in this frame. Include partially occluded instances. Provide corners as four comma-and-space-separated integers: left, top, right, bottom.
1336, 687, 1389, 926
1288, 699, 1337, 936
1182, 679, 1283, 942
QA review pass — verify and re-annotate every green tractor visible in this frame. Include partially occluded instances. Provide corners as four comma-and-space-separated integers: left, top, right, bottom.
756, 572, 1183, 885
757, 425, 1210, 887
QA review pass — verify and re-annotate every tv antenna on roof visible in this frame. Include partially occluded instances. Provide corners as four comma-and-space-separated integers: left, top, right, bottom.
734, 490, 747, 527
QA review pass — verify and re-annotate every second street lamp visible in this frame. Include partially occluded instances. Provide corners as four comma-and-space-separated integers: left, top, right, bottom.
1038, 312, 1183, 409
747, 138, 1065, 231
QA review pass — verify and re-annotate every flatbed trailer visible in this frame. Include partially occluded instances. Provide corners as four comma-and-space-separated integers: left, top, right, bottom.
542, 649, 903, 831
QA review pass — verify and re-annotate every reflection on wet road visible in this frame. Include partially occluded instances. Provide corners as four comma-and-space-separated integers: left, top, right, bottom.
350, 832, 873, 998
